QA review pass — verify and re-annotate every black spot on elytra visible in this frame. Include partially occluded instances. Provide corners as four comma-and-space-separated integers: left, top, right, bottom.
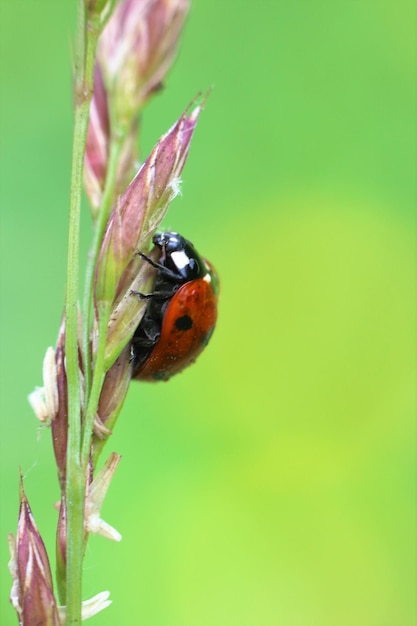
175, 315, 193, 331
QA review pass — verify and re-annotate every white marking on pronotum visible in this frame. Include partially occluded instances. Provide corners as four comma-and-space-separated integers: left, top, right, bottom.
203, 273, 211, 283
171, 250, 190, 270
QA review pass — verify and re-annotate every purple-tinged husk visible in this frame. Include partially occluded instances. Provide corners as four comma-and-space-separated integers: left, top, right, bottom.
9, 478, 61, 625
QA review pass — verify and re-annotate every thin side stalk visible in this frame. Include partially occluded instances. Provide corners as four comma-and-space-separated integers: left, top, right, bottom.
64, 4, 100, 622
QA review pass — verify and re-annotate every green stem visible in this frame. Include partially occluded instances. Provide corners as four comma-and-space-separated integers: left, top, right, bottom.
81, 305, 111, 469
64, 4, 100, 622
82, 138, 124, 401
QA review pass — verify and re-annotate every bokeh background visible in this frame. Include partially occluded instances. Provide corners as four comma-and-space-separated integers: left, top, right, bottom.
0, 1, 415, 624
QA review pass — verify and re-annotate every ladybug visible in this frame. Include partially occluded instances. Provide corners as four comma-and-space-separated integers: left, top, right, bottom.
131, 231, 219, 381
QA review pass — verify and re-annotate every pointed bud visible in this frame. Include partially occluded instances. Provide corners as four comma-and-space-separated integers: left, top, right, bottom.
28, 315, 84, 492
86, 453, 122, 541
92, 344, 132, 460
94, 103, 202, 367
84, 65, 110, 216
48, 316, 84, 491
51, 321, 69, 491
9, 478, 61, 625
98, 0, 190, 123
85, 65, 140, 216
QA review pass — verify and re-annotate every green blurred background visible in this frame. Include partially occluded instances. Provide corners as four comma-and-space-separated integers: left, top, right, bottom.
0, 1, 415, 624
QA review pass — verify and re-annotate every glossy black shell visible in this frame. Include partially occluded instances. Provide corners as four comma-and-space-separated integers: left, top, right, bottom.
152, 231, 206, 282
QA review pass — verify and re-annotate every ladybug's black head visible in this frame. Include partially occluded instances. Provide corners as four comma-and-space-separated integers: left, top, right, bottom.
153, 231, 207, 282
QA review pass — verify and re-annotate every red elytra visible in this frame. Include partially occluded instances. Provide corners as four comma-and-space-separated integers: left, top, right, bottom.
131, 232, 219, 382
134, 277, 217, 381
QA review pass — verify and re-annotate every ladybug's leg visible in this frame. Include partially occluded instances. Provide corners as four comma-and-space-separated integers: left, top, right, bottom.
130, 315, 161, 367
139, 252, 181, 281
131, 332, 159, 350
130, 290, 175, 300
